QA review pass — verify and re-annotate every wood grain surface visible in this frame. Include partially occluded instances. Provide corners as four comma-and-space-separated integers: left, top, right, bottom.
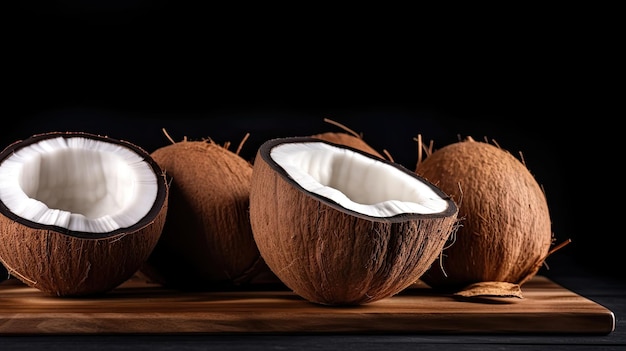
0, 275, 615, 335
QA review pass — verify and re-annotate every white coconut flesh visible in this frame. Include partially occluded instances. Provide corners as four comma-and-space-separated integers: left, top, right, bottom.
0, 136, 158, 233
270, 142, 449, 218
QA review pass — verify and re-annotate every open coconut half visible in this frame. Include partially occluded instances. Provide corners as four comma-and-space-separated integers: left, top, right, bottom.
0, 132, 168, 296
249, 137, 459, 306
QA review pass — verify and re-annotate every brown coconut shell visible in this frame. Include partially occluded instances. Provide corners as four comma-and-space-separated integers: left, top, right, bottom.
415, 137, 553, 297
311, 132, 384, 159
141, 137, 277, 290
249, 137, 459, 306
310, 118, 384, 159
0, 132, 169, 296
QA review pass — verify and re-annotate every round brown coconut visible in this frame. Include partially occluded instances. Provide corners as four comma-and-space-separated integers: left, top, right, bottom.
249, 137, 459, 306
310, 132, 384, 159
141, 137, 277, 290
415, 137, 553, 297
0, 132, 169, 296
310, 118, 384, 159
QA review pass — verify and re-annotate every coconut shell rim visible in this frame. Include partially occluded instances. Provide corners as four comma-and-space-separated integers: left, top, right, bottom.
0, 131, 169, 239
257, 136, 458, 223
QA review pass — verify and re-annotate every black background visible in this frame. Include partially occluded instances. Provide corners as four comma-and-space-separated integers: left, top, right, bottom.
6, 2, 621, 280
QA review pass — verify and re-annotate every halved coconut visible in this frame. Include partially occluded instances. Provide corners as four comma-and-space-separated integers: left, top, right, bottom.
0, 132, 168, 296
249, 137, 459, 306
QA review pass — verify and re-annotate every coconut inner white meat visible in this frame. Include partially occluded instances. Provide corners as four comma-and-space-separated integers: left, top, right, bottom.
271, 142, 449, 218
0, 137, 158, 233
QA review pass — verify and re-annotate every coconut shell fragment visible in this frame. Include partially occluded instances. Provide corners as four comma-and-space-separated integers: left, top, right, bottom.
416, 137, 554, 297
454, 281, 523, 298
249, 137, 459, 306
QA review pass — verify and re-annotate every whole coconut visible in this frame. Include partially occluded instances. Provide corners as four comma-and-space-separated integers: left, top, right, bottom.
141, 135, 277, 290
311, 131, 384, 159
310, 118, 385, 159
416, 137, 554, 297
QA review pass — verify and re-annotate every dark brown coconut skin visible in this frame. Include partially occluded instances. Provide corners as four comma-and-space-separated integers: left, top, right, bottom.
0, 132, 169, 296
249, 137, 459, 306
141, 139, 276, 290
416, 138, 553, 292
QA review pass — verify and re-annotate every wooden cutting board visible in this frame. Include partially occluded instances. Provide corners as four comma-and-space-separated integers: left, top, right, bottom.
0, 275, 615, 335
